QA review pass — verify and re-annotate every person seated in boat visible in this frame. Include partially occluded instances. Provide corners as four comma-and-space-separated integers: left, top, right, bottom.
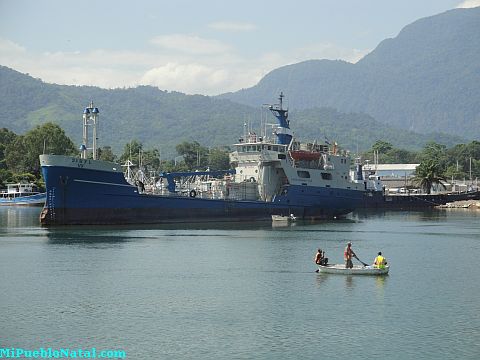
314, 249, 328, 265
314, 249, 329, 266
344, 242, 356, 269
373, 252, 387, 269
314, 249, 323, 265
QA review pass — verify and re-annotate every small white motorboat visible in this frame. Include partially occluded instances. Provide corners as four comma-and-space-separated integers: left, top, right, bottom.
271, 214, 297, 222
317, 264, 389, 275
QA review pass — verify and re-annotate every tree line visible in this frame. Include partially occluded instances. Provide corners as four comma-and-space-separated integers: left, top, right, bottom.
1, 123, 478, 191
0, 122, 230, 189
365, 140, 480, 180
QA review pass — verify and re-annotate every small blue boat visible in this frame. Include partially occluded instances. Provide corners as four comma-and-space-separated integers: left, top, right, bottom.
0, 183, 46, 206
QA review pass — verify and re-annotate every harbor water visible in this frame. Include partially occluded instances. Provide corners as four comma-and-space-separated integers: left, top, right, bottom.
1, 207, 480, 359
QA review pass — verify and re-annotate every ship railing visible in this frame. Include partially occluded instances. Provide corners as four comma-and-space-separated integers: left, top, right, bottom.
159, 169, 236, 196
236, 134, 286, 146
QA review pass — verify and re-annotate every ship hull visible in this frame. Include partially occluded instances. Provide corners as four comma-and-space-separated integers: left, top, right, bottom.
362, 190, 480, 209
40, 155, 363, 225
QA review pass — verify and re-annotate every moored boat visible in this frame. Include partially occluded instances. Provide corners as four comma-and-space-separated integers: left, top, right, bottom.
0, 183, 46, 206
351, 159, 480, 209
39, 95, 367, 225
271, 214, 296, 222
317, 264, 389, 275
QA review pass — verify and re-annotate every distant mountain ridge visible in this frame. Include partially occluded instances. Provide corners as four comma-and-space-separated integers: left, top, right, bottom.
219, 7, 480, 140
0, 65, 466, 159
1, 7, 477, 157
0, 66, 258, 158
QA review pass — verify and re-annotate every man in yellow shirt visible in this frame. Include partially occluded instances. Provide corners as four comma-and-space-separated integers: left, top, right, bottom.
373, 252, 387, 269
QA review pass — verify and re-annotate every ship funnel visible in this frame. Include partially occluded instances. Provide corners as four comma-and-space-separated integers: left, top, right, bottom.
267, 92, 292, 145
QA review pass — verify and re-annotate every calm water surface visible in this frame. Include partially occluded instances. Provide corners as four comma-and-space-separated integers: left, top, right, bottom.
1, 207, 479, 359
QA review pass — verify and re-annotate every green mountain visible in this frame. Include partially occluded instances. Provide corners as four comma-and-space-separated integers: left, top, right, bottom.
0, 65, 465, 158
0, 66, 257, 158
220, 7, 480, 140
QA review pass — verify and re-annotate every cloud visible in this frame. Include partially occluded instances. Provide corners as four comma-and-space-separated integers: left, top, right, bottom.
0, 39, 150, 88
0, 37, 254, 94
457, 0, 480, 8
0, 34, 369, 95
0, 38, 26, 59
150, 34, 230, 54
141, 63, 228, 93
140, 62, 261, 95
208, 21, 257, 32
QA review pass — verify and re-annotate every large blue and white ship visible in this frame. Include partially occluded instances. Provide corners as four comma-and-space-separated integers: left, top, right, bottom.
39, 94, 366, 225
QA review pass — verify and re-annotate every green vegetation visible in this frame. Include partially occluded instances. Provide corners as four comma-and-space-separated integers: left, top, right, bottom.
413, 159, 446, 194
291, 108, 463, 153
0, 123, 76, 189
360, 140, 480, 192
362, 140, 420, 164
118, 140, 161, 173
221, 8, 480, 141
173, 141, 230, 171
1, 120, 477, 193
0, 66, 257, 159
443, 142, 480, 180
412, 141, 480, 185
0, 122, 232, 189
0, 65, 468, 161
2, 9, 480, 161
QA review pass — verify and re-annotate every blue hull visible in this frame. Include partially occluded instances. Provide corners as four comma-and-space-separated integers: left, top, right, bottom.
40, 163, 364, 225
361, 190, 480, 209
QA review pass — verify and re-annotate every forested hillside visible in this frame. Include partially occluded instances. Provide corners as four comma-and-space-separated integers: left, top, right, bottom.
220, 7, 480, 140
0, 65, 465, 158
0, 66, 257, 157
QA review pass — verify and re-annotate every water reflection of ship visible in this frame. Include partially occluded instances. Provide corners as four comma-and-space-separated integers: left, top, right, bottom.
45, 229, 131, 245
0, 206, 42, 227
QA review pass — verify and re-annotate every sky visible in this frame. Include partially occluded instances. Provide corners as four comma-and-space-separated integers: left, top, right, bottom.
1, 0, 479, 95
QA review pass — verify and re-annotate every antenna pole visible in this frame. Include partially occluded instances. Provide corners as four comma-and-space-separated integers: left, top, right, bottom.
81, 101, 100, 159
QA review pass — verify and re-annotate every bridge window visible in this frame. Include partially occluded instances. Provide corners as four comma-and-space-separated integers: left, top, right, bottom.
297, 171, 311, 178
321, 172, 332, 180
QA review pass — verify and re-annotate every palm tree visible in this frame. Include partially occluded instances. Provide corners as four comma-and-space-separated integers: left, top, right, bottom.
413, 159, 446, 194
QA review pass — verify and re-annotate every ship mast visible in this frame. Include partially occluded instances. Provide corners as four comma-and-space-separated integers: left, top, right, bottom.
268, 92, 292, 145
81, 101, 100, 159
